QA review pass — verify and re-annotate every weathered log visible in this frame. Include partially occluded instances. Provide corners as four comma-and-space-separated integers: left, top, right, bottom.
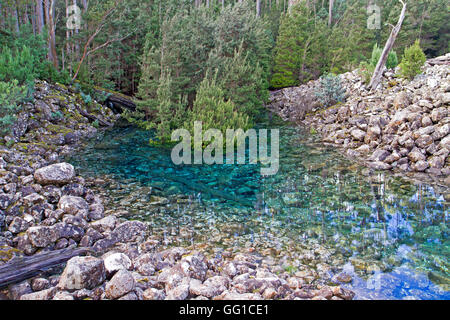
93, 87, 136, 113
0, 247, 91, 288
369, 0, 407, 91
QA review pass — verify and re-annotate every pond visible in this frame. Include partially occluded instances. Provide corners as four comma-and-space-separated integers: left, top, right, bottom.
67, 118, 450, 300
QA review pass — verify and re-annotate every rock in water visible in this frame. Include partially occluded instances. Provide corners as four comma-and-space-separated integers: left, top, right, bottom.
34, 163, 75, 186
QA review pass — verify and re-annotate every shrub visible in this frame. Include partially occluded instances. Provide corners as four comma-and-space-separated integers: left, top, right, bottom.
398, 40, 426, 80
386, 50, 399, 69
0, 46, 35, 85
314, 73, 346, 108
0, 80, 27, 136
185, 75, 250, 143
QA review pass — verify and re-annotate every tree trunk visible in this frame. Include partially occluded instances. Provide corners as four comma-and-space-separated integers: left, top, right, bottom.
369, 0, 407, 91
328, 0, 334, 26
36, 0, 44, 34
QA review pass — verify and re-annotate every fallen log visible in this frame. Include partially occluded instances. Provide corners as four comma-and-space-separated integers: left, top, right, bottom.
0, 247, 91, 288
93, 87, 136, 113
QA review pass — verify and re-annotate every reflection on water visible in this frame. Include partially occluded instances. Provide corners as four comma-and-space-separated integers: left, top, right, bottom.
67, 119, 449, 300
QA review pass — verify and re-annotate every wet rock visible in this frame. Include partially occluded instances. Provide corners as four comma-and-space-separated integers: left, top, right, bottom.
90, 215, 117, 234
332, 286, 355, 300
105, 270, 135, 299
58, 256, 106, 290
34, 163, 75, 186
110, 221, 147, 243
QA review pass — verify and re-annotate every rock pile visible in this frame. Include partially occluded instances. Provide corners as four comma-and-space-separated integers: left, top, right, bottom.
269, 54, 450, 179
12, 248, 355, 301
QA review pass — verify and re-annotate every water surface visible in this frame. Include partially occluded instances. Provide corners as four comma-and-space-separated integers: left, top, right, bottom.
67, 119, 450, 300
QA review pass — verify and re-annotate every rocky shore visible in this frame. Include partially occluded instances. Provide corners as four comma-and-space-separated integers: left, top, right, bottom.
0, 80, 356, 300
269, 54, 450, 186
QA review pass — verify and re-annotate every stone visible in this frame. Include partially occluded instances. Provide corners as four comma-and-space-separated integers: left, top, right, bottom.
190, 276, 229, 298
143, 288, 166, 300
52, 291, 75, 300
103, 253, 133, 276
214, 291, 262, 301
408, 149, 426, 163
368, 161, 392, 170
9, 281, 32, 300
91, 215, 117, 233
31, 278, 50, 292
88, 203, 104, 221
415, 135, 433, 149
58, 196, 89, 216
8, 217, 30, 234
393, 92, 411, 109
110, 221, 147, 243
332, 286, 355, 300
20, 287, 56, 300
27, 226, 59, 248
105, 270, 136, 299
351, 129, 366, 141
332, 272, 353, 283
431, 107, 448, 123
369, 149, 391, 162
58, 256, 106, 290
166, 284, 190, 300
34, 163, 75, 186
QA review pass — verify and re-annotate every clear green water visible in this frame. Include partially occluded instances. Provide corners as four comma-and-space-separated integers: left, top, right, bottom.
68, 119, 450, 300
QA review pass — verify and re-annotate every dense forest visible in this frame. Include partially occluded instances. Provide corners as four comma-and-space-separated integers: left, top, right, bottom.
0, 0, 449, 141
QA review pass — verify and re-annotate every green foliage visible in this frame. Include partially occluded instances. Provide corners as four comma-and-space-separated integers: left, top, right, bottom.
185, 75, 250, 140
0, 24, 70, 86
386, 51, 399, 70
0, 80, 27, 136
398, 40, 427, 80
315, 73, 346, 108
129, 1, 272, 142
359, 44, 399, 84
0, 46, 35, 85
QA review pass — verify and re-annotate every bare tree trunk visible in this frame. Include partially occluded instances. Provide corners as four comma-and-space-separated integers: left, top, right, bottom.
45, 0, 58, 69
257, 0, 261, 16
328, 0, 334, 26
369, 0, 407, 91
36, 0, 45, 34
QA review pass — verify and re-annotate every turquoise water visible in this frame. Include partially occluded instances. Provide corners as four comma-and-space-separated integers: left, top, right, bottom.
68, 119, 450, 300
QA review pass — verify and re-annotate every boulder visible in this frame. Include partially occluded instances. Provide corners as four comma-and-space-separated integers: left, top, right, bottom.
58, 196, 89, 216
58, 256, 106, 290
34, 163, 75, 186
103, 252, 133, 276
27, 226, 60, 248
105, 270, 135, 299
